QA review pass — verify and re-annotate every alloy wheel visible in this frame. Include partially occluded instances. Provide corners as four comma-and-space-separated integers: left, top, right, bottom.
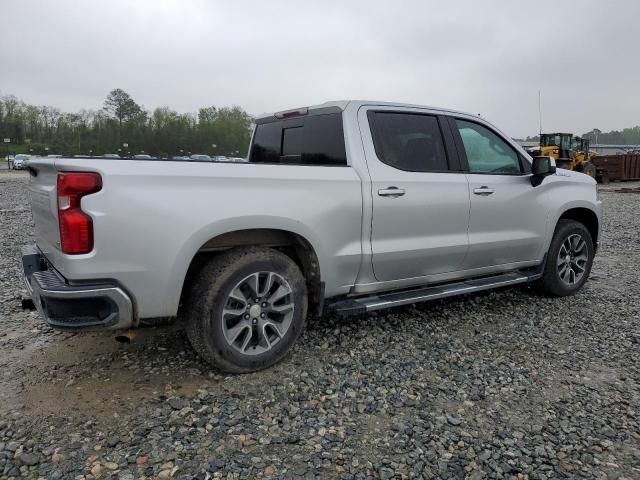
221, 271, 295, 355
556, 234, 589, 286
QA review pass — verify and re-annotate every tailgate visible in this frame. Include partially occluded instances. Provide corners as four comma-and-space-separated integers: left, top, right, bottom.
26, 158, 60, 260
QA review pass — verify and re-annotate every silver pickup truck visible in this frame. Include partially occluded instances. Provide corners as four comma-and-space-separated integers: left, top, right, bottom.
22, 100, 601, 372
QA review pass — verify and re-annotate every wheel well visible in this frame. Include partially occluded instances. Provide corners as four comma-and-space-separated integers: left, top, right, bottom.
179, 229, 322, 317
558, 208, 599, 251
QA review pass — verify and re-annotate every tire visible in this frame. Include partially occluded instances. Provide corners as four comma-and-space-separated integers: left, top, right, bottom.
581, 162, 596, 178
596, 169, 610, 184
535, 219, 594, 296
185, 247, 308, 373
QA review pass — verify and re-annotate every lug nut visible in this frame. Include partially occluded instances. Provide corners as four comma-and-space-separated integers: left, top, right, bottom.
261, 302, 267, 308
260, 313, 266, 318
252, 318, 257, 324
244, 313, 250, 319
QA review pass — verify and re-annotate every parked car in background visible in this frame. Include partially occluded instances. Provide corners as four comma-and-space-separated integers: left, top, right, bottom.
190, 154, 212, 161
21, 100, 602, 373
103, 153, 121, 158
133, 154, 152, 159
47, 155, 63, 158
212, 155, 228, 161
171, 156, 191, 161
13, 154, 31, 169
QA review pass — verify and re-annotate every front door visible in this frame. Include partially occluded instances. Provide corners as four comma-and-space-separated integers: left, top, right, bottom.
362, 109, 470, 282
451, 118, 548, 270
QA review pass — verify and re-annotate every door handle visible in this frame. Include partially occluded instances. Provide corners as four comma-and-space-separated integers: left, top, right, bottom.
378, 187, 405, 197
473, 186, 495, 195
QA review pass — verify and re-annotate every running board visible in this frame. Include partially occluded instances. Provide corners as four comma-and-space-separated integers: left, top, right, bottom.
328, 272, 536, 316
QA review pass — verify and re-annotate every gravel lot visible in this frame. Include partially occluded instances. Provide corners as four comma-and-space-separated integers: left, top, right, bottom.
1, 170, 638, 480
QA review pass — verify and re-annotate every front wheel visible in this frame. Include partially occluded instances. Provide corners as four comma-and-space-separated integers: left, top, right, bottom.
535, 220, 594, 296
581, 162, 597, 178
185, 247, 308, 373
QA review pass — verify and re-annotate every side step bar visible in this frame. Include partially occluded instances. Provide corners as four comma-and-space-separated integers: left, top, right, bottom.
328, 271, 538, 316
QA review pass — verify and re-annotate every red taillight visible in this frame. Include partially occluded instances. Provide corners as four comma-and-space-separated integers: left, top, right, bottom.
274, 107, 309, 119
57, 172, 102, 254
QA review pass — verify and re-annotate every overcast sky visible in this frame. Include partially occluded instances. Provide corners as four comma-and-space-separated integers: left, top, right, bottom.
1, 0, 639, 137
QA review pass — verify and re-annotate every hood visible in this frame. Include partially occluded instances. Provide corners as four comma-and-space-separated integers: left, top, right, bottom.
555, 167, 597, 185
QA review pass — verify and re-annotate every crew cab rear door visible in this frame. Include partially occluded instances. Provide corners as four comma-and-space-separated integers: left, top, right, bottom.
448, 117, 548, 270
360, 107, 470, 282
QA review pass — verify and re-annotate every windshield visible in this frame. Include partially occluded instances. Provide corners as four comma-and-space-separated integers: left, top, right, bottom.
541, 135, 562, 147
579, 139, 588, 151
570, 137, 581, 150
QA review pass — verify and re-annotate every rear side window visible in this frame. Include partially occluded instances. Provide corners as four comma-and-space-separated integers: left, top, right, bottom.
250, 113, 347, 166
368, 112, 449, 172
250, 122, 281, 163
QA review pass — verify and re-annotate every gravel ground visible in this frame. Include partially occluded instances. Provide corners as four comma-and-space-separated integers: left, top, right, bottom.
0, 170, 638, 480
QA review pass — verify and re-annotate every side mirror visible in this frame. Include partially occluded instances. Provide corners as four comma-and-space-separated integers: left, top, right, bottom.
531, 156, 556, 186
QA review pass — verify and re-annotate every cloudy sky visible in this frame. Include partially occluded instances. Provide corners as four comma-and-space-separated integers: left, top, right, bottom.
1, 0, 638, 137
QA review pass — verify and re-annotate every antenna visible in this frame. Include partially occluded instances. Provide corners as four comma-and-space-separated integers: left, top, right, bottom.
538, 90, 542, 137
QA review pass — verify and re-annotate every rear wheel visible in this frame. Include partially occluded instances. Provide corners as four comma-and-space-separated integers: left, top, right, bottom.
185, 247, 308, 373
536, 220, 594, 296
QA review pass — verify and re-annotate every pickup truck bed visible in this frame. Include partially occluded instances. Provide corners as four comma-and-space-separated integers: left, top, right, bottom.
26, 155, 363, 322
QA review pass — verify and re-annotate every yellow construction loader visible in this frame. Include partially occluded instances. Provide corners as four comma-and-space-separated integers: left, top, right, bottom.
529, 133, 597, 177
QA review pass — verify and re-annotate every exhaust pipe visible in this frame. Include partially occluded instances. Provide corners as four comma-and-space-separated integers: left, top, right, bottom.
22, 298, 36, 311
115, 330, 136, 343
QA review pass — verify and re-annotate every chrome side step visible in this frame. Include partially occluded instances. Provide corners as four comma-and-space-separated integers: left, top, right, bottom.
328, 272, 536, 316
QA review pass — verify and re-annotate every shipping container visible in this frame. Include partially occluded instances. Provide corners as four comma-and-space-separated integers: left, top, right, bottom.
592, 154, 640, 182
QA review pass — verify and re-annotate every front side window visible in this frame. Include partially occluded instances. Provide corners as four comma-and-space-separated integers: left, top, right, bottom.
369, 112, 449, 172
456, 120, 521, 174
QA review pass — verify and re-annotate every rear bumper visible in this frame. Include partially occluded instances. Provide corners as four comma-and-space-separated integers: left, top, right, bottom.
21, 245, 134, 331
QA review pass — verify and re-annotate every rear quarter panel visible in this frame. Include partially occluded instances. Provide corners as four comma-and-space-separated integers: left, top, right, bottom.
48, 158, 363, 319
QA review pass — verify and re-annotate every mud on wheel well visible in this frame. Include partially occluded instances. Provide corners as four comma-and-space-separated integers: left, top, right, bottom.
179, 229, 322, 318
559, 208, 599, 252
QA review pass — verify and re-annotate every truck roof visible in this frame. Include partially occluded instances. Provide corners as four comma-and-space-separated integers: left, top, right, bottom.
255, 100, 478, 122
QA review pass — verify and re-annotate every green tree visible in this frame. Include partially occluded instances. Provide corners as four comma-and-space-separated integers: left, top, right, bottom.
103, 89, 142, 143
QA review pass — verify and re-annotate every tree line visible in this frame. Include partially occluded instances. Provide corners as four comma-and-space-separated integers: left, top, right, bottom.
581, 127, 640, 145
524, 126, 640, 145
3, 90, 639, 156
0, 89, 253, 157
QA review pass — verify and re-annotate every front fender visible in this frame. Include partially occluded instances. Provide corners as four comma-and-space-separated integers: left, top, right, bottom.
544, 198, 602, 253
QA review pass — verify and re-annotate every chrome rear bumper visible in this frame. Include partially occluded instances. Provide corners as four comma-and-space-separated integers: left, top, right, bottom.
22, 245, 134, 330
